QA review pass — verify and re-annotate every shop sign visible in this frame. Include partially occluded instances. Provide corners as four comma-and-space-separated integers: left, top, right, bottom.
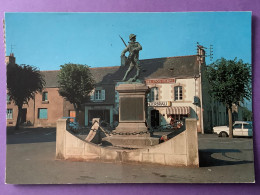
146, 78, 175, 84
148, 101, 171, 107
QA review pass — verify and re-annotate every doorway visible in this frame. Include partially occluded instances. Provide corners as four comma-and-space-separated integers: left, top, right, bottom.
88, 110, 110, 125
151, 109, 159, 127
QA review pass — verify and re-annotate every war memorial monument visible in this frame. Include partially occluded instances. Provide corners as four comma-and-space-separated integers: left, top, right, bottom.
56, 34, 199, 167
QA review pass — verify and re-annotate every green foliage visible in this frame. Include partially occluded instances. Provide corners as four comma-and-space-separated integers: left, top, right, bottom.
7, 64, 45, 107
58, 63, 95, 109
242, 107, 252, 121
206, 58, 252, 108
7, 63, 45, 129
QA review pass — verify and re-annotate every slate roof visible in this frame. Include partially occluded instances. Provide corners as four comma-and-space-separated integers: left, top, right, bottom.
41, 70, 60, 88
101, 55, 199, 84
41, 55, 199, 87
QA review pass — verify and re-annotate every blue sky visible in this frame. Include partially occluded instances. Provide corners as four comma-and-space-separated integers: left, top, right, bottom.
5, 12, 251, 71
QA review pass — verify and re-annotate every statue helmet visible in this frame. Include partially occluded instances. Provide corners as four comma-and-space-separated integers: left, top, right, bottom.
129, 34, 136, 40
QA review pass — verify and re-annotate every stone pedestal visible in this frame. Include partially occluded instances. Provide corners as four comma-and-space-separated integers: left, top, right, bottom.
103, 83, 159, 148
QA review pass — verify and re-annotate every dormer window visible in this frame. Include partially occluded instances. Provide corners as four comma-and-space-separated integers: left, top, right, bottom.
95, 90, 102, 100
90, 89, 106, 101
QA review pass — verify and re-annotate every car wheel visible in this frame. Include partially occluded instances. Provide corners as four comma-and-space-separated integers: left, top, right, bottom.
220, 131, 228, 137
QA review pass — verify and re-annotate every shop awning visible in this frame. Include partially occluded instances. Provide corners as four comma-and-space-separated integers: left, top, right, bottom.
166, 106, 191, 115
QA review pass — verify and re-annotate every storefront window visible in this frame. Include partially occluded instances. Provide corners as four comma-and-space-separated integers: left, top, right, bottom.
168, 114, 187, 128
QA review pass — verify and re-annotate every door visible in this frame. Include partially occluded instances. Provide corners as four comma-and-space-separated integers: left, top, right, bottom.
151, 109, 159, 127
233, 123, 243, 136
242, 123, 253, 136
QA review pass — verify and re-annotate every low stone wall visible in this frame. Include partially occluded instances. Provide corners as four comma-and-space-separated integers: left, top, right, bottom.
56, 118, 199, 167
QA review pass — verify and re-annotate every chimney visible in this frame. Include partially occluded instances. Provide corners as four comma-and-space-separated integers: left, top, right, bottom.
197, 46, 205, 64
5, 53, 16, 66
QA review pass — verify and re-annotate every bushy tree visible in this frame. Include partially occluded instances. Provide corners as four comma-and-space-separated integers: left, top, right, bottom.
242, 107, 252, 121
7, 64, 45, 130
58, 63, 95, 122
206, 58, 251, 138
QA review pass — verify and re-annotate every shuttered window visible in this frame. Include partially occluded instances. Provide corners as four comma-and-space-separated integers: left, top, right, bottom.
91, 89, 106, 101
7, 94, 11, 104
101, 90, 105, 100
147, 87, 159, 102
95, 90, 102, 100
7, 109, 13, 119
174, 86, 183, 101
42, 92, 48, 101
151, 87, 159, 102
38, 108, 48, 119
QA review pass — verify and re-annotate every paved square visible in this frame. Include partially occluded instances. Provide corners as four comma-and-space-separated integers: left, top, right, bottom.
6, 128, 255, 184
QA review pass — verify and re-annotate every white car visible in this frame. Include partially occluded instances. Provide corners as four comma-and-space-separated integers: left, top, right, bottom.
213, 121, 253, 137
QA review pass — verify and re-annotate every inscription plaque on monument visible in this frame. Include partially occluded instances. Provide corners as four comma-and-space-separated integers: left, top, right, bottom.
120, 97, 144, 121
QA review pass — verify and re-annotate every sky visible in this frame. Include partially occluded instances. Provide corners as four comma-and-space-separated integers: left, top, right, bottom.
5, 12, 252, 109
5, 12, 251, 71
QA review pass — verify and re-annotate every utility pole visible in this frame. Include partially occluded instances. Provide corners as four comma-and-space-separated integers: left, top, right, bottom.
10, 44, 16, 54
209, 45, 213, 61
196, 42, 205, 134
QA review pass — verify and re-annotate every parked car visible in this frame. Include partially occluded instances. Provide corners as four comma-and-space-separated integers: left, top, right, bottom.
213, 121, 253, 137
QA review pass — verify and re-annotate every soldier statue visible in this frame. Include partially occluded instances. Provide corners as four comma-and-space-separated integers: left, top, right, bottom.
120, 34, 142, 81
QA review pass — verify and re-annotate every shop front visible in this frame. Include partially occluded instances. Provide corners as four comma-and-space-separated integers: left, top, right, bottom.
84, 105, 113, 127
147, 103, 192, 129
166, 106, 191, 128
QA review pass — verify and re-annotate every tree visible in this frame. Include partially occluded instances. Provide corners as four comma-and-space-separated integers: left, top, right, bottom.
241, 107, 252, 121
58, 63, 95, 123
206, 58, 251, 138
7, 64, 45, 130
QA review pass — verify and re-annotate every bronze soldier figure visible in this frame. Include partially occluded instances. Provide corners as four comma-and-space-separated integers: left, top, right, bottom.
121, 34, 142, 81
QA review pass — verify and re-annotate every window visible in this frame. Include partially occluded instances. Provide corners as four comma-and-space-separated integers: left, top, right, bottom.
174, 86, 183, 101
95, 90, 102, 100
150, 87, 159, 102
243, 124, 252, 129
7, 94, 11, 104
91, 89, 105, 101
233, 124, 242, 129
6, 109, 13, 119
38, 108, 48, 119
42, 92, 48, 101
